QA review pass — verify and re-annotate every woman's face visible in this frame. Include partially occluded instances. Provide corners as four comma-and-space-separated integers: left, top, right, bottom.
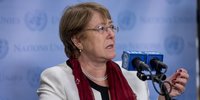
79, 11, 116, 61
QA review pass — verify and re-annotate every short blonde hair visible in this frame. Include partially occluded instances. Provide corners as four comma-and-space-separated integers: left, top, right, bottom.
59, 2, 111, 58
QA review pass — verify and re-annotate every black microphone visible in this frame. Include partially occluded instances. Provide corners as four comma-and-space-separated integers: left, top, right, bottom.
132, 57, 149, 72
121, 51, 150, 81
144, 51, 168, 72
144, 51, 167, 80
122, 51, 149, 71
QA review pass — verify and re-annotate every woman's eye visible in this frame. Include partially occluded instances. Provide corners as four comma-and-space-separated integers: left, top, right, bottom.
100, 27, 105, 31
97, 26, 105, 31
110, 25, 115, 29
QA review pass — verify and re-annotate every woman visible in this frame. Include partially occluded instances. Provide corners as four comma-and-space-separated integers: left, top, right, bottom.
37, 2, 189, 100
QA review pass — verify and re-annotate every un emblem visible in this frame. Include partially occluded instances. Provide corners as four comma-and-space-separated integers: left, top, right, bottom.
25, 10, 47, 31
166, 0, 182, 5
122, 52, 129, 69
118, 10, 136, 31
26, 67, 44, 88
0, 39, 8, 59
164, 35, 184, 55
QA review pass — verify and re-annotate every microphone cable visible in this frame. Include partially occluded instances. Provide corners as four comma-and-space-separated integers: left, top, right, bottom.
139, 64, 173, 100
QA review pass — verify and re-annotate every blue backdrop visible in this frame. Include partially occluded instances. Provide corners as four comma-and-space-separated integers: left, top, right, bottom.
0, 0, 197, 100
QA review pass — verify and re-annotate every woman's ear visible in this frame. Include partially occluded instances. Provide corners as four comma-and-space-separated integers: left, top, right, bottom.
71, 36, 83, 50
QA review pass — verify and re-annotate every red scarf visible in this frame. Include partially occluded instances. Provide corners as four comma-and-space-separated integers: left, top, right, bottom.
67, 59, 137, 100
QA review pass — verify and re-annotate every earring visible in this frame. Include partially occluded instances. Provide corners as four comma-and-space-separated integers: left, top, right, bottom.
79, 49, 82, 53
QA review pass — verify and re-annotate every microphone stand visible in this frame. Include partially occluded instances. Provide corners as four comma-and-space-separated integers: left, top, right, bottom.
153, 72, 172, 100
137, 70, 172, 100
134, 58, 172, 100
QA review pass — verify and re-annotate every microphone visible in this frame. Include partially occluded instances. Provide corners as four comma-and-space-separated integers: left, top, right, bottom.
144, 51, 167, 72
121, 51, 150, 81
122, 51, 168, 81
121, 51, 149, 71
122, 51, 169, 97
122, 51, 167, 71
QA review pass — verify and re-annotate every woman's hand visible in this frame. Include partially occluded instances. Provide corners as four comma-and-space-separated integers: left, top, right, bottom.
166, 68, 189, 97
158, 68, 189, 100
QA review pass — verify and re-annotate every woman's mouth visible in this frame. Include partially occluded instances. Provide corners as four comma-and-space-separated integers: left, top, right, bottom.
106, 44, 114, 49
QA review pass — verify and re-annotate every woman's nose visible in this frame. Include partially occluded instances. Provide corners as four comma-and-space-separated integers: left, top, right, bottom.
106, 28, 115, 38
